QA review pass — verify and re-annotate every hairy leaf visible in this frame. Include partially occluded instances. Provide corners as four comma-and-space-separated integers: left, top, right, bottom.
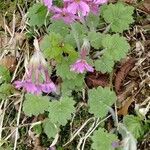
102, 3, 134, 33
70, 22, 87, 46
43, 119, 58, 138
56, 60, 77, 80
48, 96, 75, 126
64, 33, 77, 48
23, 94, 50, 117
61, 74, 84, 95
0, 65, 11, 84
91, 128, 117, 150
40, 32, 63, 59
94, 56, 114, 73
0, 83, 13, 100
102, 34, 130, 61
123, 115, 144, 139
88, 31, 103, 49
86, 13, 100, 30
27, 3, 47, 27
40, 32, 77, 62
94, 34, 130, 73
88, 87, 117, 118
48, 20, 70, 37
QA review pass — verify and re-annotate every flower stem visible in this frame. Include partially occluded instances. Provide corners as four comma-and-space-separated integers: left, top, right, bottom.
70, 23, 80, 51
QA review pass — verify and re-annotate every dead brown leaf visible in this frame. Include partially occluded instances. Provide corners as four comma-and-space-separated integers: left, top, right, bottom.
117, 81, 137, 102
118, 97, 134, 116
85, 71, 109, 88
0, 56, 17, 72
137, 0, 150, 14
115, 58, 136, 94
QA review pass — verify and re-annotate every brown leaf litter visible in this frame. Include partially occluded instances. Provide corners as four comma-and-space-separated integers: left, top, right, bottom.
114, 58, 136, 94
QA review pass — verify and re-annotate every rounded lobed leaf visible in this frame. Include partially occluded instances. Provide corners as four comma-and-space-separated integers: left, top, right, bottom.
102, 3, 134, 33
43, 119, 59, 139
88, 87, 117, 118
27, 3, 47, 27
91, 128, 118, 150
23, 94, 50, 117
123, 115, 145, 139
48, 96, 75, 126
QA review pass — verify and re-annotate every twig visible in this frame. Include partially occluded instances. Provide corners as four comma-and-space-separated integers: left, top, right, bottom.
70, 102, 84, 137
77, 118, 97, 150
11, 54, 23, 82
8, 11, 16, 46
13, 93, 24, 150
2, 121, 43, 130
80, 115, 111, 150
63, 117, 95, 147
0, 99, 8, 140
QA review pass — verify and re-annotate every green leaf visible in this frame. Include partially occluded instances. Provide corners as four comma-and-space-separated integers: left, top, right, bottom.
23, 94, 50, 117
43, 119, 58, 138
71, 22, 87, 37
48, 96, 75, 126
53, 0, 63, 6
86, 13, 100, 30
94, 34, 130, 73
40, 32, 63, 59
62, 44, 78, 59
102, 3, 134, 33
0, 83, 13, 100
0, 65, 11, 84
27, 3, 47, 27
102, 34, 130, 61
61, 74, 85, 95
40, 32, 77, 62
56, 50, 78, 80
33, 124, 42, 135
64, 33, 76, 48
88, 87, 117, 118
123, 115, 144, 139
88, 31, 103, 49
91, 128, 118, 150
94, 56, 114, 73
56, 60, 77, 80
70, 22, 87, 46
48, 20, 70, 37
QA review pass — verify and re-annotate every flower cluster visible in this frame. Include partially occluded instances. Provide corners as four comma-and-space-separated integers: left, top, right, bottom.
14, 0, 108, 94
43, 0, 108, 23
14, 39, 56, 95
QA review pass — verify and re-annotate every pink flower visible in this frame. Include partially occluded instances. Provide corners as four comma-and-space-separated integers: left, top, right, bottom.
51, 7, 78, 23
93, 0, 108, 5
80, 39, 90, 59
23, 80, 42, 94
88, 1, 99, 14
14, 39, 56, 95
111, 141, 120, 148
14, 80, 42, 94
43, 0, 52, 10
70, 39, 93, 73
41, 81, 56, 93
88, 0, 108, 15
70, 59, 94, 73
14, 80, 24, 89
64, 0, 90, 16
41, 69, 56, 93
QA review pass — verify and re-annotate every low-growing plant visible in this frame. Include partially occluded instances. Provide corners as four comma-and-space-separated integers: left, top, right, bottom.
2, 0, 148, 149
